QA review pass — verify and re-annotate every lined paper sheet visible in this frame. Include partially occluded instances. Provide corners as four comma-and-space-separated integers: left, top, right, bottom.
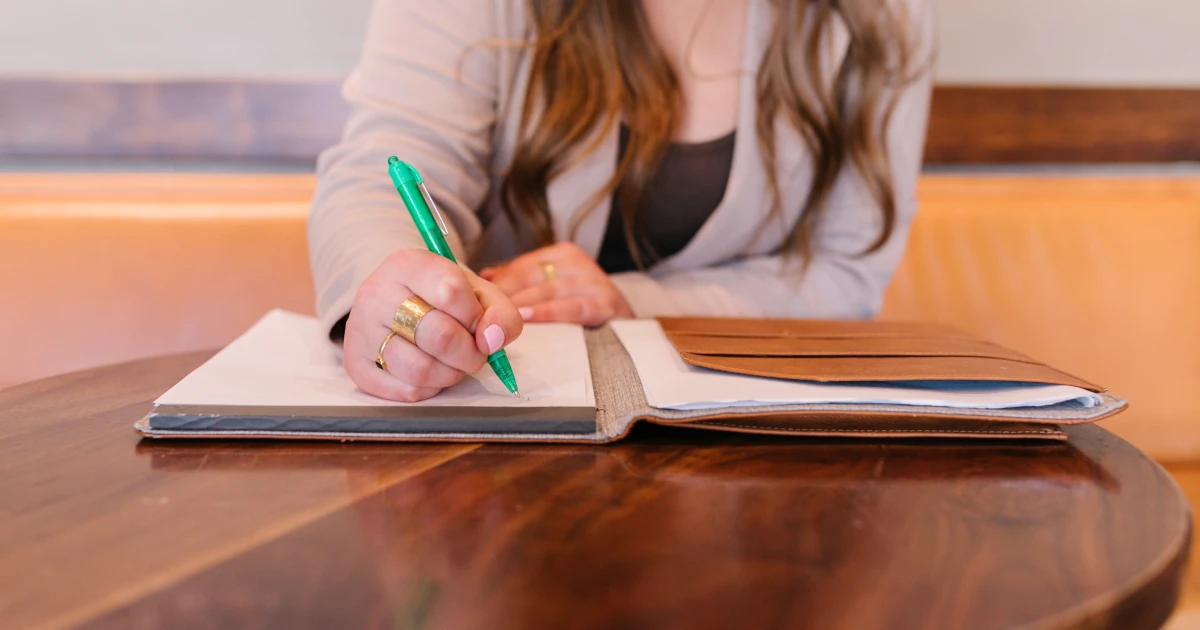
156, 310, 594, 409
610, 319, 1102, 411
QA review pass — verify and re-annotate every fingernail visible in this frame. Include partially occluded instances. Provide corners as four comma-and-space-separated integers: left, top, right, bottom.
484, 324, 505, 354
518, 307, 533, 320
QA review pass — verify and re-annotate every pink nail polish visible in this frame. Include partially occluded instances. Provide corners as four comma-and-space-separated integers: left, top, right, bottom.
484, 324, 505, 354
518, 307, 533, 320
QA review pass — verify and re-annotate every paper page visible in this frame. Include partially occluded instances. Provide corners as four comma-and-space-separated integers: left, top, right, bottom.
156, 310, 594, 409
610, 319, 1102, 411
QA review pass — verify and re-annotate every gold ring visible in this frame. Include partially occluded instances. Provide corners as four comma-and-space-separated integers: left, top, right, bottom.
392, 295, 435, 344
375, 331, 398, 371
539, 260, 556, 282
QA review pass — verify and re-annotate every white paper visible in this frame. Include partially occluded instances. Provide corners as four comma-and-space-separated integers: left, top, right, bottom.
610, 319, 1102, 411
156, 310, 594, 409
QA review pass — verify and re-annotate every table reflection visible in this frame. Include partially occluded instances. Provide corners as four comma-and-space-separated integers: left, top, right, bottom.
133, 432, 1118, 629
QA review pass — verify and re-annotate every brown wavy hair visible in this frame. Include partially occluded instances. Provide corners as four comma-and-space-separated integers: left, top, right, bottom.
499, 0, 923, 268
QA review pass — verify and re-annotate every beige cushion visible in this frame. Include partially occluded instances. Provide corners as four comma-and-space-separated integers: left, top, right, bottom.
2, 173, 1197, 461
0, 174, 316, 386
881, 175, 1200, 462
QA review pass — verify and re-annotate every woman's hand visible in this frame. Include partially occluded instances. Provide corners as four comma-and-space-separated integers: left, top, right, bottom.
343, 249, 523, 402
480, 242, 633, 326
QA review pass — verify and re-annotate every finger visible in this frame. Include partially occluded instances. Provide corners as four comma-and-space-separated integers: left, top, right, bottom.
376, 249, 483, 331
342, 346, 443, 403
469, 276, 525, 356
412, 307, 487, 374
517, 297, 610, 327
488, 261, 546, 297
508, 277, 592, 307
489, 244, 580, 296
382, 332, 466, 389
343, 306, 463, 392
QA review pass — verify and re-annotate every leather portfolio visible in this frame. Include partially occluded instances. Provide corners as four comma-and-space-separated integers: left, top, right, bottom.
135, 311, 1125, 443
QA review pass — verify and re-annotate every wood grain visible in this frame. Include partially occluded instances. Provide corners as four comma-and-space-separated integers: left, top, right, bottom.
0, 353, 478, 630
0, 353, 1191, 630
1162, 465, 1200, 629
926, 86, 1200, 163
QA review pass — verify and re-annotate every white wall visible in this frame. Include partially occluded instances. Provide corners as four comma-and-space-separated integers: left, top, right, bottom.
0, 0, 374, 80
0, 0, 1196, 85
933, 0, 1200, 86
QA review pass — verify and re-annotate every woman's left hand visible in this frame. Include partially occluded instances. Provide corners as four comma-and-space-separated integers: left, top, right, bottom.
480, 242, 633, 326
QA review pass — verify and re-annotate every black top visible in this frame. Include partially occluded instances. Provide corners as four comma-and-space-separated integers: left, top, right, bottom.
597, 125, 736, 274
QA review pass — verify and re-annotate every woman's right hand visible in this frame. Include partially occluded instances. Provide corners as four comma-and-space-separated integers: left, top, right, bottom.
342, 249, 524, 402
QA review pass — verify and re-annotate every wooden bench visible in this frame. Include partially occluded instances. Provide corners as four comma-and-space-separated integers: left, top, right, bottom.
881, 175, 1200, 463
2, 172, 1197, 461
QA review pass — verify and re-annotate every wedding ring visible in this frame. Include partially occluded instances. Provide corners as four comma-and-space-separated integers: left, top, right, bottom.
539, 260, 556, 282
375, 331, 398, 371
392, 295, 435, 344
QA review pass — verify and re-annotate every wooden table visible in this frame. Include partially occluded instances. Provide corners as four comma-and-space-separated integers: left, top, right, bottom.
0, 352, 1191, 630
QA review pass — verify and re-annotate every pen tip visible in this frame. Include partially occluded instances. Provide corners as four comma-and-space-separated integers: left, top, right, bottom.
513, 390, 520, 397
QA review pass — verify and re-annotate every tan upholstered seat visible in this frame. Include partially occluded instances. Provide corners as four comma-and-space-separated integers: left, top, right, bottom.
1, 172, 1196, 461
881, 175, 1200, 462
0, 174, 316, 388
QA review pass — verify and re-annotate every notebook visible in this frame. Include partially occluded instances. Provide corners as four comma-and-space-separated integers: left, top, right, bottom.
134, 310, 1127, 443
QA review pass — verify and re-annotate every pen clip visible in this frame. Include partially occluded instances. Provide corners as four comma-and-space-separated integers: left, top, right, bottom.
418, 182, 449, 236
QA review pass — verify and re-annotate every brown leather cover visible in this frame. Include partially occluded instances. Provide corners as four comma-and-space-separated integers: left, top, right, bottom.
658, 317, 1104, 392
656, 414, 1070, 440
135, 322, 1126, 444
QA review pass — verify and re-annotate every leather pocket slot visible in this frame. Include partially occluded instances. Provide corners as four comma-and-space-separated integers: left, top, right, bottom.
657, 317, 971, 339
678, 353, 1103, 392
665, 333, 1037, 364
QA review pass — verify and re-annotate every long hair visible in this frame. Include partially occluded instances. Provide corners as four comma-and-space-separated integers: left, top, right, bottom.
499, 0, 922, 268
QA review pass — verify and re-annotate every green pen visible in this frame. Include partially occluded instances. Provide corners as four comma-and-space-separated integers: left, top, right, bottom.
387, 156, 520, 396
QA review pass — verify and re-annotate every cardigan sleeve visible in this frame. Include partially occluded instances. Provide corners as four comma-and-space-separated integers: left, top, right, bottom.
307, 0, 511, 336
608, 6, 935, 320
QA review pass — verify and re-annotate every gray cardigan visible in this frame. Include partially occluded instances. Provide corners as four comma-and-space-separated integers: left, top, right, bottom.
308, 0, 934, 335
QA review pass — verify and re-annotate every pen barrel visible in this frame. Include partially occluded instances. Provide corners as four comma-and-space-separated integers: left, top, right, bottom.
396, 182, 456, 262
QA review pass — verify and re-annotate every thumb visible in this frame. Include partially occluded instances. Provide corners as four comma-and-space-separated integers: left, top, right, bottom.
468, 274, 524, 356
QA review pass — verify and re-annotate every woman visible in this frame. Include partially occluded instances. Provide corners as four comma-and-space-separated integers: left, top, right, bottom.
309, 0, 934, 402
